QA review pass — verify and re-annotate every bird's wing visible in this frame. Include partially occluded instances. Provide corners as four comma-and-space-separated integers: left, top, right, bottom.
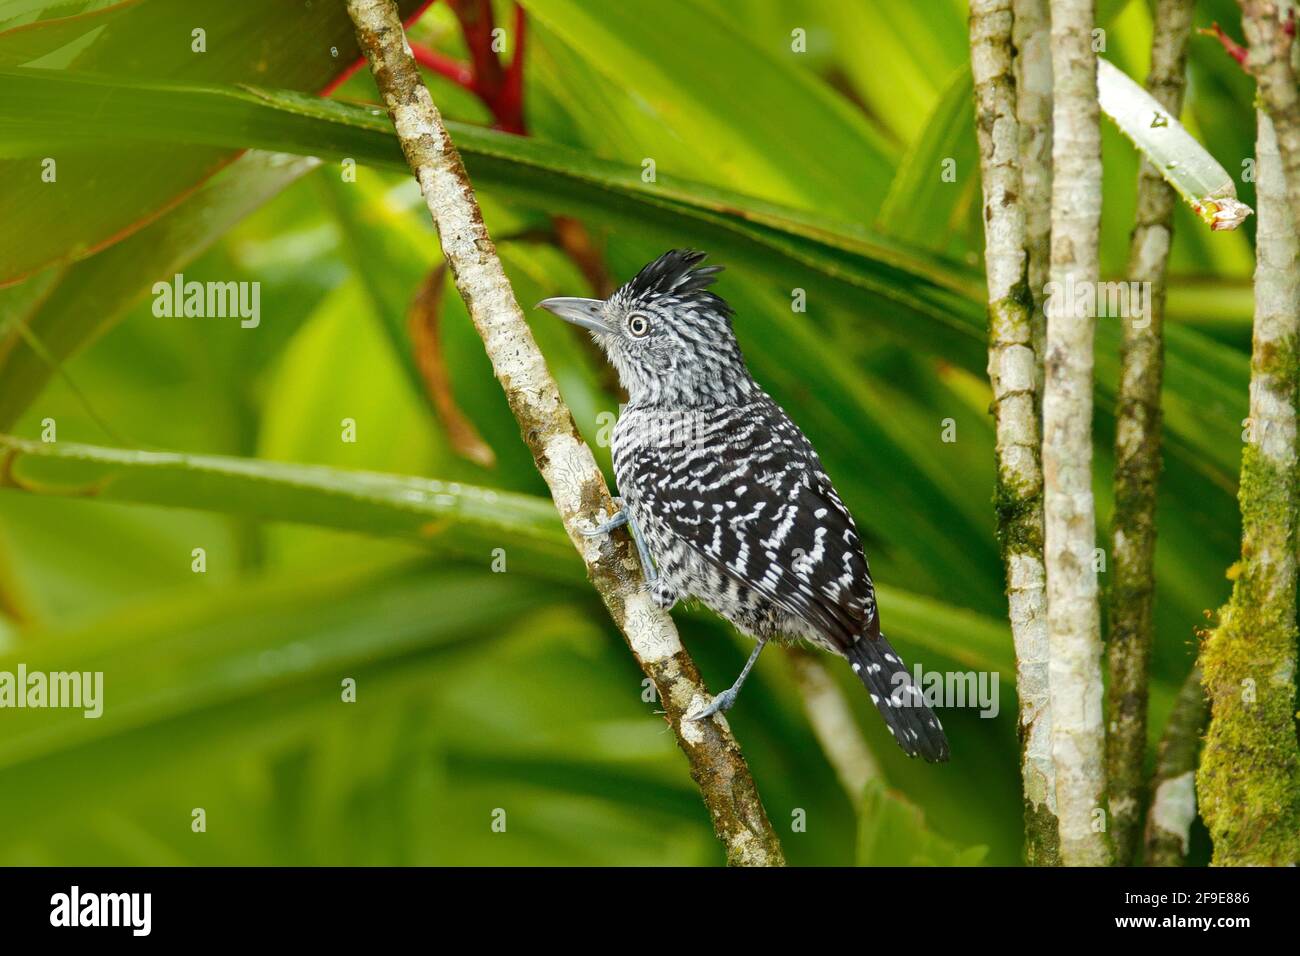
638, 398, 878, 648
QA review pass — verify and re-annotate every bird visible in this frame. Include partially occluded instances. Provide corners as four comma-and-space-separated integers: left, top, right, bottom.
538, 250, 949, 763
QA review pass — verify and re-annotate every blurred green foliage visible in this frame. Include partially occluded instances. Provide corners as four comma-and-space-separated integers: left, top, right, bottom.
0, 0, 1258, 865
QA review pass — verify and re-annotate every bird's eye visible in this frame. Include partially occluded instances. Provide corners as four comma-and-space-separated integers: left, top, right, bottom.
626, 313, 650, 338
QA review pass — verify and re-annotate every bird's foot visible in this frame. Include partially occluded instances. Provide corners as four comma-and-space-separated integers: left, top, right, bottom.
583, 498, 658, 586
684, 638, 767, 722
581, 498, 629, 537
686, 687, 738, 721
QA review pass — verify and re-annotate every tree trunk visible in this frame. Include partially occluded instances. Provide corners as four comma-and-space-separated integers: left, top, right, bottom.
1196, 101, 1300, 867
1043, 0, 1112, 867
1105, 0, 1194, 867
970, 0, 1059, 867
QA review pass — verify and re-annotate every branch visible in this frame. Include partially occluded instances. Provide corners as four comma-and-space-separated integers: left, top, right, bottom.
1043, 0, 1112, 867
344, 0, 785, 867
969, 0, 1058, 867
1241, 0, 1300, 235
1143, 664, 1207, 866
1105, 0, 1195, 867
319, 0, 439, 96
1196, 22, 1300, 863
1011, 0, 1052, 406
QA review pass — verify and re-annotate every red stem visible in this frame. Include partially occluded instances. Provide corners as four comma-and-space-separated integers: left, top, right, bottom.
1198, 21, 1249, 67
450, 0, 505, 103
327, 0, 527, 134
412, 41, 477, 90
498, 3, 527, 134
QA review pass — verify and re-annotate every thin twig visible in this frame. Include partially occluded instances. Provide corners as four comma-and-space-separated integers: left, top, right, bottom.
1105, 0, 1195, 867
423, 3, 615, 302
1043, 0, 1112, 867
969, 0, 1058, 867
787, 647, 880, 799
1143, 664, 1206, 866
408, 263, 497, 467
344, 0, 785, 866
1199, 22, 1250, 67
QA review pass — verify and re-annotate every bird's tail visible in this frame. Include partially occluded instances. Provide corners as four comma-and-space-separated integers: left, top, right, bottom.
846, 634, 950, 763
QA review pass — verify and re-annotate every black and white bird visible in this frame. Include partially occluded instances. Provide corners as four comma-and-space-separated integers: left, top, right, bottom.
539, 250, 949, 762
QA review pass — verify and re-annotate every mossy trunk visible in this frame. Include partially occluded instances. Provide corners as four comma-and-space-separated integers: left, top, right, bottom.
1196, 105, 1300, 868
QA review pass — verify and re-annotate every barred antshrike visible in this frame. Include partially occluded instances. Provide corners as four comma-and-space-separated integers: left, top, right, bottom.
540, 250, 949, 762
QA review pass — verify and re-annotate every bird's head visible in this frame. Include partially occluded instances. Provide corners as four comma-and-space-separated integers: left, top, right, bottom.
538, 249, 752, 404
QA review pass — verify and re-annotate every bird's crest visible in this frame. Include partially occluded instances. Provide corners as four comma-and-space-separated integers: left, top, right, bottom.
618, 249, 730, 315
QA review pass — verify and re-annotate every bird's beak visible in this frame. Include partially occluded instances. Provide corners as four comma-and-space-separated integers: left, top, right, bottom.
537, 297, 609, 334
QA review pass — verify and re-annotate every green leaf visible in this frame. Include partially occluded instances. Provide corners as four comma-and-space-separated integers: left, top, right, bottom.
0, 57, 1252, 665
0, 435, 573, 576
873, 584, 1014, 678
312, 174, 435, 413
857, 778, 989, 866
0, 0, 426, 284
0, 66, 991, 369
0, 0, 139, 68
0, 559, 725, 865
0, 66, 1249, 623
518, 0, 896, 219
0, 0, 136, 35
0, 150, 317, 431
0, 559, 552, 777
1097, 58, 1251, 229
0, 432, 1024, 677
875, 65, 981, 260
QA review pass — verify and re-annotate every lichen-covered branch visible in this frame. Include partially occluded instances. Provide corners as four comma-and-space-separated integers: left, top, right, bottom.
1012, 0, 1052, 399
969, 0, 1058, 867
344, 0, 784, 867
1144, 665, 1206, 866
1241, 0, 1300, 233
1043, 0, 1112, 867
1195, 99, 1300, 867
1105, 0, 1194, 867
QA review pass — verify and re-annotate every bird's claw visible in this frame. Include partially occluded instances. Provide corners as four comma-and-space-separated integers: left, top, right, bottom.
582, 499, 630, 537
583, 499, 658, 585
686, 688, 737, 721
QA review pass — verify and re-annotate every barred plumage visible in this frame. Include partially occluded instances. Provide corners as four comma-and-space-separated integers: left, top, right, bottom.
540, 250, 949, 762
